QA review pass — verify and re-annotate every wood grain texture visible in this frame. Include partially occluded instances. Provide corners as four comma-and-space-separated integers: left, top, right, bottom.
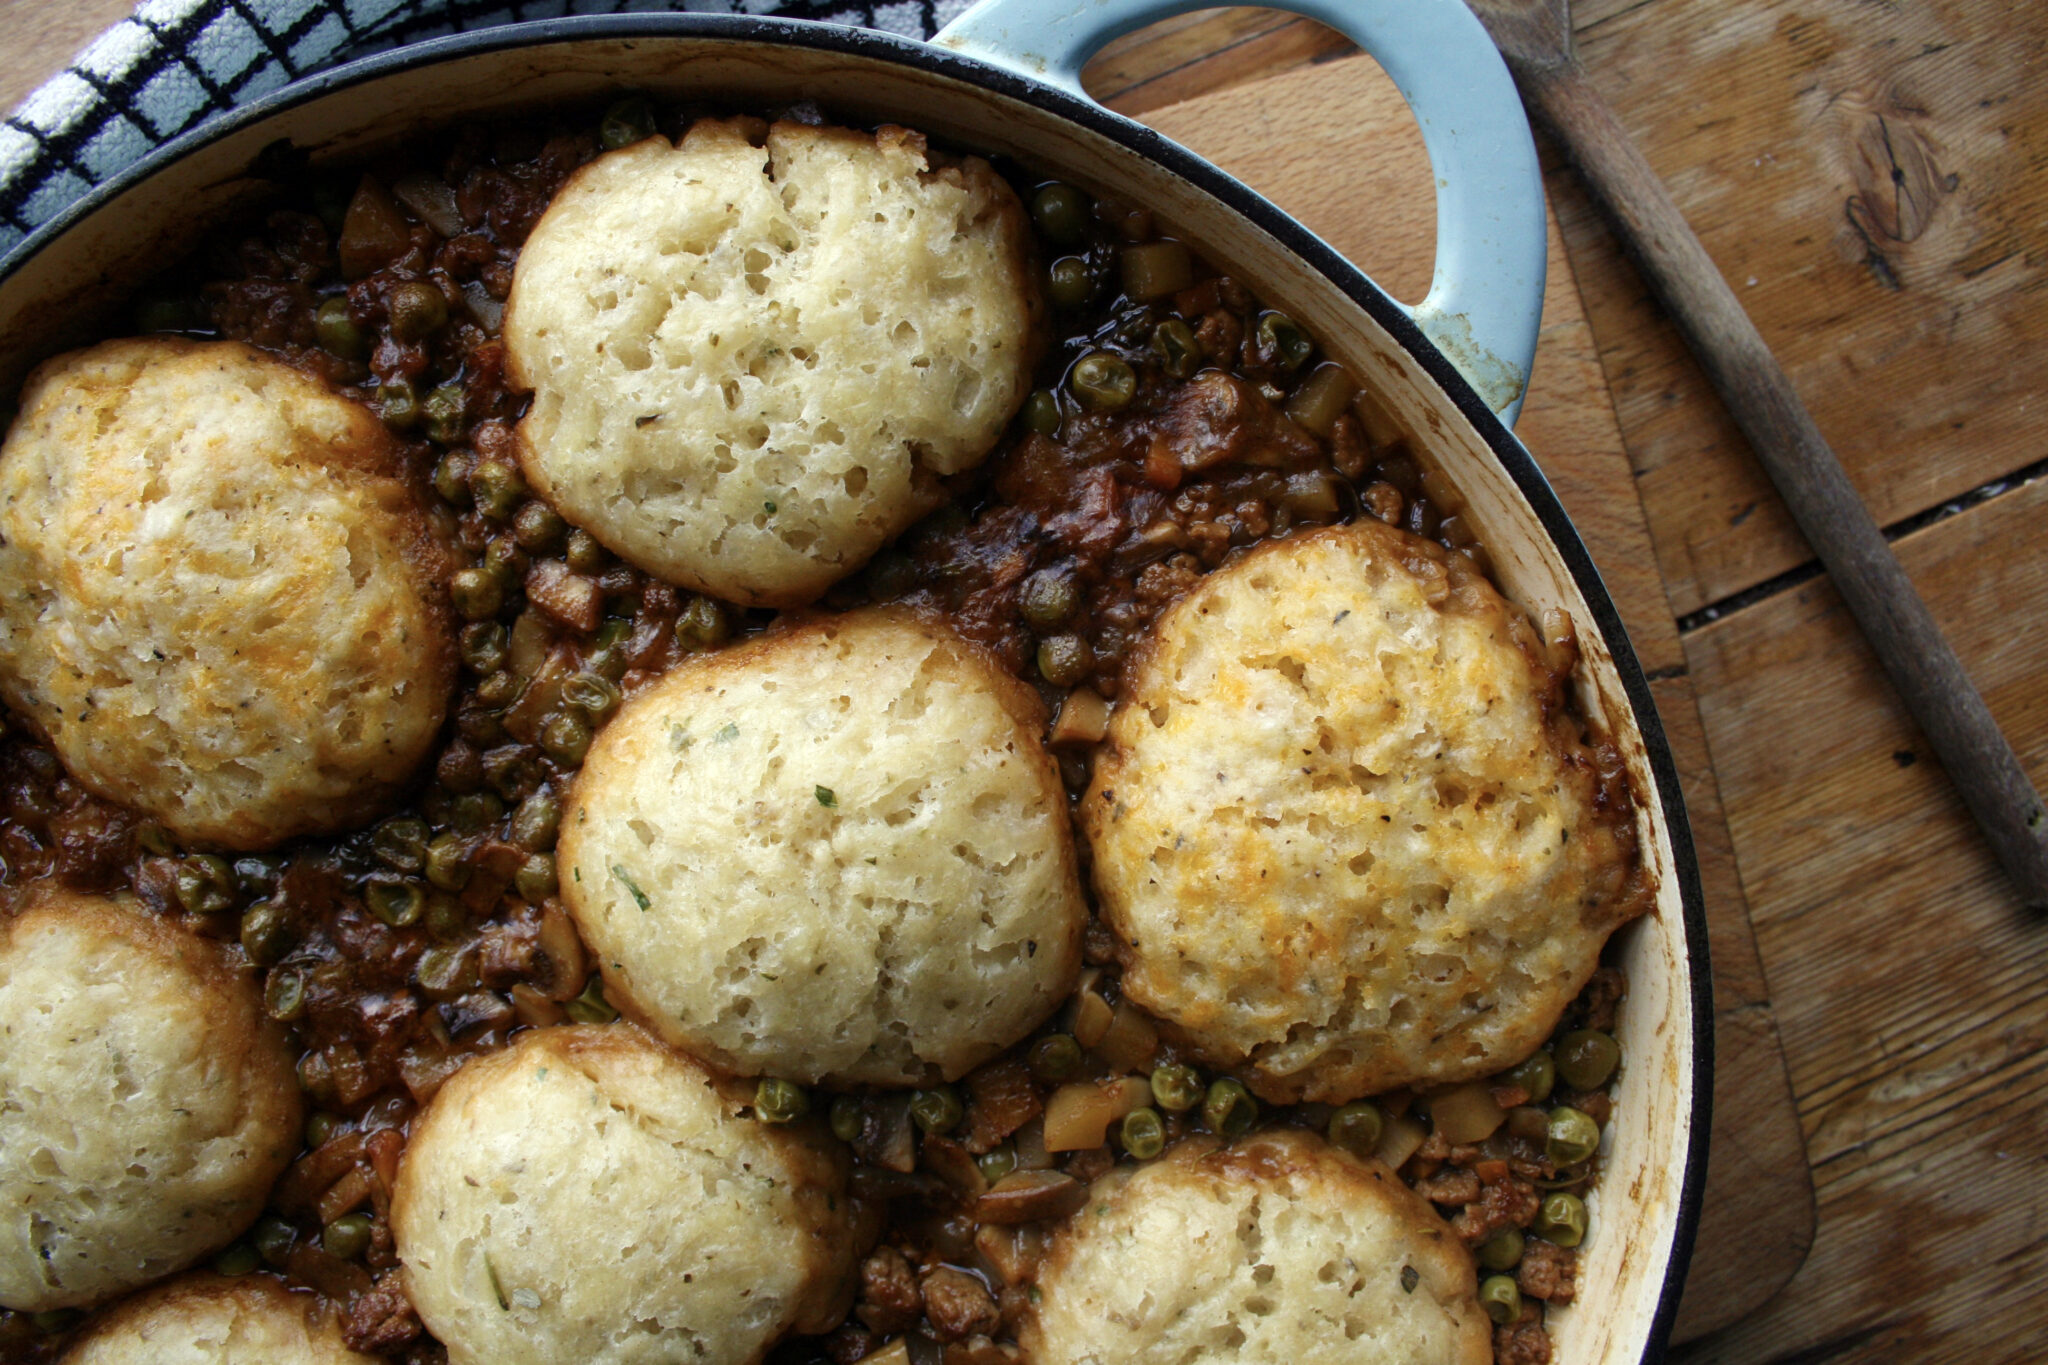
1559, 0, 2048, 615
1492, 27, 2048, 905
1137, 54, 1815, 1341
1082, 7, 1354, 117
1674, 474, 2048, 1365
0, 0, 136, 115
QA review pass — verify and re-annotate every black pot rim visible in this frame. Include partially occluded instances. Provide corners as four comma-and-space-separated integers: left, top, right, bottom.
0, 15, 1712, 1357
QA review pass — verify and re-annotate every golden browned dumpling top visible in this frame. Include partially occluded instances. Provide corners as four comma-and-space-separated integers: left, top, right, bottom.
1085, 519, 1645, 1103
0, 891, 302, 1312
505, 118, 1041, 606
0, 337, 456, 850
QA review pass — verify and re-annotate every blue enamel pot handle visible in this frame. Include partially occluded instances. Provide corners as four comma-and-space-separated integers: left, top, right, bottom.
936, 0, 1545, 424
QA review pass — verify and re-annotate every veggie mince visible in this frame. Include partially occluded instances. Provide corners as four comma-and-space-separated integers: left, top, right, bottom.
0, 98, 1644, 1365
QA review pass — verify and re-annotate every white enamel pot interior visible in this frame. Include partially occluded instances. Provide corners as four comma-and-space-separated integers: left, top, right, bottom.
0, 14, 1710, 1364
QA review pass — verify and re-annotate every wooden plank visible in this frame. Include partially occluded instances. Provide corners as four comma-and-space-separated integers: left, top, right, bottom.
1557, 0, 2048, 615
0, 0, 136, 116
1677, 474, 2048, 1363
1082, 9, 1356, 118
1139, 54, 1814, 1341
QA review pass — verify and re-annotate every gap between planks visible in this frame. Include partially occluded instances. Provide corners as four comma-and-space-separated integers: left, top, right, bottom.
1675, 455, 2048, 633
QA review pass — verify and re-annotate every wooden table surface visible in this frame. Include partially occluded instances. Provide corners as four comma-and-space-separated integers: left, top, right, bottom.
5, 3, 2045, 1362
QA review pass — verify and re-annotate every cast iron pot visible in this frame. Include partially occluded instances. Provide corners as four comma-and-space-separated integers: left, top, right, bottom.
0, 1, 1710, 1359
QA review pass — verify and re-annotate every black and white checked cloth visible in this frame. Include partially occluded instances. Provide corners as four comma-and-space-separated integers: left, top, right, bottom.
0, 0, 975, 262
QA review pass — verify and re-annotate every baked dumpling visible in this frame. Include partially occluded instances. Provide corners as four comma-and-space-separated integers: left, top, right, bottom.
391, 1025, 856, 1365
58, 1273, 378, 1364
1084, 519, 1644, 1102
560, 608, 1085, 1087
0, 891, 302, 1311
505, 118, 1040, 606
1024, 1131, 1493, 1365
0, 337, 456, 850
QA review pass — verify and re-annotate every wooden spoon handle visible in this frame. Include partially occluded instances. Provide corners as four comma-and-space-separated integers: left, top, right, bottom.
1520, 59, 2048, 910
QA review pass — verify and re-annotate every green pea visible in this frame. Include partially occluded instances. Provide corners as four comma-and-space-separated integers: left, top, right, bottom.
378, 378, 421, 432
315, 296, 366, 360
423, 891, 468, 942
387, 280, 448, 341
485, 746, 542, 800
1018, 569, 1079, 632
564, 973, 618, 1024
540, 709, 594, 766
1120, 1107, 1166, 1159
829, 1095, 865, 1143
1545, 1106, 1601, 1168
365, 879, 425, 928
1068, 351, 1136, 411
977, 1144, 1018, 1184
1152, 318, 1201, 380
433, 450, 474, 506
135, 823, 177, 856
1048, 256, 1095, 311
1255, 311, 1314, 371
563, 671, 621, 720
514, 853, 557, 903
1506, 1049, 1556, 1105
212, 1242, 261, 1277
322, 1213, 374, 1262
496, 789, 555, 852
240, 900, 294, 968
1476, 1227, 1525, 1272
1031, 183, 1090, 246
253, 1214, 296, 1267
415, 943, 477, 1000
1021, 388, 1061, 438
423, 383, 468, 445
173, 853, 237, 914
264, 967, 306, 1021
450, 567, 503, 621
1479, 1273, 1523, 1325
476, 669, 521, 709
513, 500, 567, 551
425, 833, 473, 892
1036, 634, 1095, 688
587, 617, 634, 680
233, 855, 283, 896
449, 790, 503, 836
600, 95, 658, 150
460, 621, 510, 675
483, 537, 527, 588
306, 1112, 344, 1149
1327, 1101, 1385, 1159
910, 1086, 964, 1135
1028, 1033, 1082, 1084
1555, 1030, 1621, 1092
675, 596, 732, 651
1203, 1078, 1258, 1138
1533, 1191, 1588, 1248
565, 528, 608, 574
755, 1077, 810, 1124
1150, 1063, 1203, 1113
